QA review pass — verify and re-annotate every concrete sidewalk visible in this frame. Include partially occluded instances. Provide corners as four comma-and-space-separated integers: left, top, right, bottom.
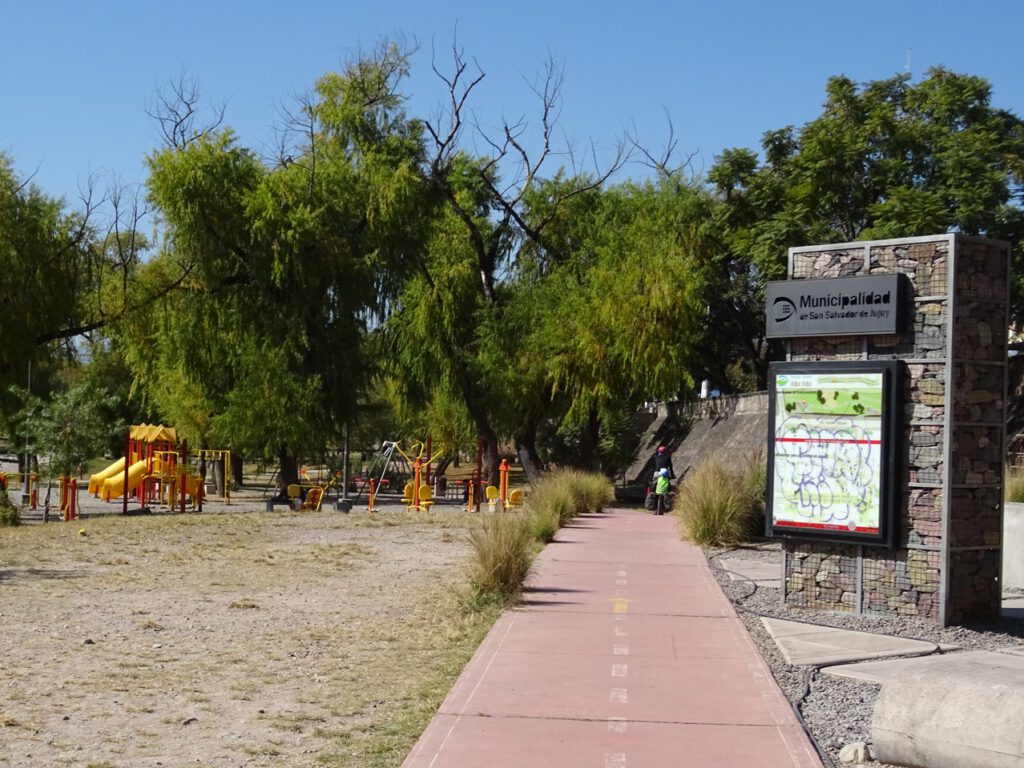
402, 508, 823, 768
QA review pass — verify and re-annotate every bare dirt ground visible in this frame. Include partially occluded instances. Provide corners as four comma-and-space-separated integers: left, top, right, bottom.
0, 495, 491, 768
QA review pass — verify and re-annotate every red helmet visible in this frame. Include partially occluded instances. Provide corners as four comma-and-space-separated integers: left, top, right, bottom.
657, 445, 666, 453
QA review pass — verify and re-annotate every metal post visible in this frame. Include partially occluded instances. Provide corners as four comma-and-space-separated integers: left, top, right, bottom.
337, 425, 352, 513
22, 360, 31, 506
475, 436, 484, 514
424, 436, 432, 487
122, 431, 130, 516
499, 459, 509, 509
412, 458, 422, 511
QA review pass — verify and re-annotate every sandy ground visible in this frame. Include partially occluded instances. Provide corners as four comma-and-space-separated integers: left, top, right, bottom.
0, 492, 482, 768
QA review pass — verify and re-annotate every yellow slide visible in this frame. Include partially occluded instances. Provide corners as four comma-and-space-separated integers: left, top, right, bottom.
88, 457, 125, 495
101, 458, 164, 501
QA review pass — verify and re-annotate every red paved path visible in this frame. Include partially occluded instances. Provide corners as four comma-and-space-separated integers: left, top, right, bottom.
403, 508, 824, 768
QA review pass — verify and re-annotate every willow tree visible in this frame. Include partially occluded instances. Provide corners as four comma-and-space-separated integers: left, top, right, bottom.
388, 47, 626, 484
516, 177, 712, 471
0, 155, 94, 417
139, 46, 431, 491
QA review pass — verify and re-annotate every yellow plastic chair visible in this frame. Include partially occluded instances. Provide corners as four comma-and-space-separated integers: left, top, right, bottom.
485, 485, 499, 512
302, 487, 324, 511
507, 488, 524, 508
401, 482, 414, 504
287, 483, 302, 510
418, 484, 434, 512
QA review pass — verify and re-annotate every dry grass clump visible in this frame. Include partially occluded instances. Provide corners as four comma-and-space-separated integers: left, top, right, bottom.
467, 469, 614, 603
675, 451, 765, 546
1006, 466, 1024, 502
467, 512, 534, 604
525, 474, 575, 526
562, 469, 615, 515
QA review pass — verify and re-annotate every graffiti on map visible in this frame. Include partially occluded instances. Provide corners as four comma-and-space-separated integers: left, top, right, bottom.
771, 371, 884, 535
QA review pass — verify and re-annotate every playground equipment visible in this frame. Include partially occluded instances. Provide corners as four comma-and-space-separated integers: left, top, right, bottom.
87, 458, 124, 494
354, 439, 460, 510
58, 476, 79, 521
400, 458, 435, 512
100, 457, 158, 500
88, 424, 229, 513
482, 459, 524, 512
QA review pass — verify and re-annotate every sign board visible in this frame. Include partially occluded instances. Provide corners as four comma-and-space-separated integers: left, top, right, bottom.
766, 274, 902, 338
766, 361, 900, 546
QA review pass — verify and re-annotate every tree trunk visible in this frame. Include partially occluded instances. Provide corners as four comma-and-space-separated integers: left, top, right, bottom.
480, 425, 500, 487
277, 450, 299, 498
212, 459, 225, 497
515, 440, 543, 485
455, 366, 501, 486
435, 455, 455, 476
575, 406, 601, 471
230, 452, 244, 487
515, 419, 544, 485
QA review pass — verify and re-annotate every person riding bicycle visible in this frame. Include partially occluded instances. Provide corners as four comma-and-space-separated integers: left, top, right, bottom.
652, 445, 674, 483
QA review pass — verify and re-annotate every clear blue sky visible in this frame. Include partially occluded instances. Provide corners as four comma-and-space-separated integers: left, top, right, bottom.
4, 0, 1023, 207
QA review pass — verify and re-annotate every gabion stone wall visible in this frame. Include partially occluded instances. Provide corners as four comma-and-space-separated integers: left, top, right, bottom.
781, 234, 1008, 625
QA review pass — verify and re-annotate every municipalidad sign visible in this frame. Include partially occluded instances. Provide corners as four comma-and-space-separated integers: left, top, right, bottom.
765, 274, 903, 338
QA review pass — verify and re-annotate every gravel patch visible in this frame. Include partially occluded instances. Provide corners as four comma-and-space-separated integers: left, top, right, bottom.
707, 543, 1024, 768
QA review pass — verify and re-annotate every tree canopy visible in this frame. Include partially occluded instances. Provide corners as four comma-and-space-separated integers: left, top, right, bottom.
5, 59, 1024, 482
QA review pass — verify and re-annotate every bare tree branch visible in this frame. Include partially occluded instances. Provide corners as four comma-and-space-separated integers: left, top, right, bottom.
426, 44, 628, 296
425, 38, 486, 170
147, 72, 226, 149
627, 109, 699, 179
270, 91, 320, 197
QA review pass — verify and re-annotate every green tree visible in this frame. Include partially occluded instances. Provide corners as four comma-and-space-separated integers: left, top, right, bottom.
12, 382, 121, 479
139, 46, 430, 491
707, 67, 1024, 386
0, 155, 93, 416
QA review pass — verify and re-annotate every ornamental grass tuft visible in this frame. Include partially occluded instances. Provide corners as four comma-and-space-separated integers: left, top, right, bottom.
675, 451, 765, 546
467, 469, 614, 602
1006, 466, 1024, 503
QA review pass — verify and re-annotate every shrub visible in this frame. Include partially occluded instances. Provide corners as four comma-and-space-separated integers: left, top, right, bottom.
1007, 467, 1024, 502
737, 448, 766, 531
467, 512, 533, 603
0, 490, 20, 527
675, 452, 765, 546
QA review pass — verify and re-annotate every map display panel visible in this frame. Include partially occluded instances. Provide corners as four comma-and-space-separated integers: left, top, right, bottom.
770, 370, 886, 536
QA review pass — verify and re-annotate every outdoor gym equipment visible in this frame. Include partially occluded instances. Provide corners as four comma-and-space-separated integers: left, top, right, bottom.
403, 458, 435, 512
354, 439, 450, 507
